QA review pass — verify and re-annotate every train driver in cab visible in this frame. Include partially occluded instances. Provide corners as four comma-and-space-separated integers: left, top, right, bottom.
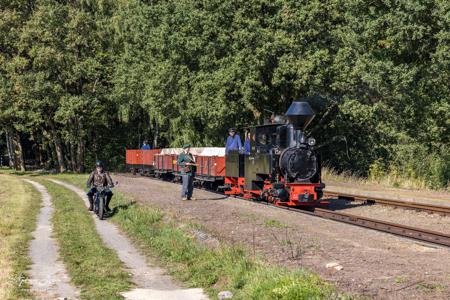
225, 128, 242, 154
244, 130, 251, 155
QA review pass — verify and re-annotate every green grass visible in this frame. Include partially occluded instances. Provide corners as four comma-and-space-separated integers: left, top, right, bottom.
37, 180, 132, 300
53, 174, 348, 300
0, 174, 41, 299
264, 219, 288, 229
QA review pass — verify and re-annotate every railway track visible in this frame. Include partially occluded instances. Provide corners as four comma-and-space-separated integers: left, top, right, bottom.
292, 207, 450, 247
121, 173, 450, 248
324, 191, 450, 216
255, 199, 450, 248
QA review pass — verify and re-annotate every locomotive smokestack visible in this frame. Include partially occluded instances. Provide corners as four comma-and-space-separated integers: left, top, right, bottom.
285, 101, 315, 130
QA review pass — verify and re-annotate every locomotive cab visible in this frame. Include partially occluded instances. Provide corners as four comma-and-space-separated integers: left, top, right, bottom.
244, 124, 278, 190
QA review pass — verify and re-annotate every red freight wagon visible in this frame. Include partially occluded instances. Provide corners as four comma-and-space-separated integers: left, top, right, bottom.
154, 153, 178, 175
126, 150, 144, 166
126, 149, 160, 174
154, 154, 164, 173
163, 154, 175, 171
142, 149, 160, 165
173, 155, 181, 174
128, 147, 226, 188
195, 155, 225, 181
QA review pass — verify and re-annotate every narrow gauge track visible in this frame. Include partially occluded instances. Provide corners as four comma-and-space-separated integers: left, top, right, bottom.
120, 173, 450, 248
323, 191, 450, 216
254, 199, 450, 248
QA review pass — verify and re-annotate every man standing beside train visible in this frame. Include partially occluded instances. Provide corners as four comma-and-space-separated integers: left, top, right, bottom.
177, 144, 197, 201
225, 128, 242, 154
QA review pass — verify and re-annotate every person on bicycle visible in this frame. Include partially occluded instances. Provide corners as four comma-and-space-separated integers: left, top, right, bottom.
86, 160, 114, 212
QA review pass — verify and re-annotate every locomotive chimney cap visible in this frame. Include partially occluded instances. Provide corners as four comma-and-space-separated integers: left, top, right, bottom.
285, 101, 315, 129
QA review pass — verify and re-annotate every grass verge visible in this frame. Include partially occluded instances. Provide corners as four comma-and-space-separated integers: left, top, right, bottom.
322, 167, 449, 192
0, 174, 40, 299
37, 179, 132, 299
55, 174, 347, 300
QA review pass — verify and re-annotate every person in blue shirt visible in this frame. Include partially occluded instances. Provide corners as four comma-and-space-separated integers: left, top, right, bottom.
225, 128, 242, 154
141, 140, 151, 150
244, 130, 251, 155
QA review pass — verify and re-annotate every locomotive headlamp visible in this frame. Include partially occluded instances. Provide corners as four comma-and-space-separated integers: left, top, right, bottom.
307, 137, 316, 146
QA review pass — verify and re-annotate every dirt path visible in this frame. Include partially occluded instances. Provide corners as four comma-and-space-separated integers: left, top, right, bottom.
49, 179, 208, 300
114, 174, 450, 300
24, 180, 79, 300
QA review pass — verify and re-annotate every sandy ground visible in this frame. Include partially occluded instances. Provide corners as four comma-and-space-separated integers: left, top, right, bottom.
114, 174, 450, 300
51, 179, 208, 300
24, 180, 79, 300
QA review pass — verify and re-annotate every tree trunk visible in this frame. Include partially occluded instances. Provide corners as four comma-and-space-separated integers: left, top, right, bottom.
5, 130, 15, 168
153, 119, 159, 148
68, 141, 76, 171
11, 131, 25, 171
44, 141, 54, 169
48, 123, 66, 173
77, 138, 85, 173
54, 134, 66, 172
31, 134, 43, 168
37, 139, 44, 167
76, 120, 85, 173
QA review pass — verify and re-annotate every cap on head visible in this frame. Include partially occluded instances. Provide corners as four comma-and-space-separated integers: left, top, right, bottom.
228, 127, 236, 133
182, 143, 191, 149
95, 160, 104, 168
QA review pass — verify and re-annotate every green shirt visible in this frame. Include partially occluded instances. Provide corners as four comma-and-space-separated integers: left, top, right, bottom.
177, 152, 196, 174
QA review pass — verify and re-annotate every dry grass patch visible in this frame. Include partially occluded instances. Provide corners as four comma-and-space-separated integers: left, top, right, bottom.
0, 174, 40, 299
322, 167, 446, 191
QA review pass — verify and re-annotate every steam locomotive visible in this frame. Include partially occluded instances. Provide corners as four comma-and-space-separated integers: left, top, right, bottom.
125, 101, 327, 207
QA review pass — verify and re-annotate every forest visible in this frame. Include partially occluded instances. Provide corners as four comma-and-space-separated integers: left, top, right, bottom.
0, 0, 448, 188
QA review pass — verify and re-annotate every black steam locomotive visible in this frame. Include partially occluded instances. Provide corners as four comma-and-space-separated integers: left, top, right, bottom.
224, 101, 326, 207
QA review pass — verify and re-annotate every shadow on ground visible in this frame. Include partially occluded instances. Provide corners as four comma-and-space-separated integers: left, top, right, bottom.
109, 201, 137, 217
325, 198, 372, 211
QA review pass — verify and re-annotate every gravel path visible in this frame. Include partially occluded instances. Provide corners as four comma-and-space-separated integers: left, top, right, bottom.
50, 179, 208, 300
24, 180, 79, 300
114, 174, 450, 300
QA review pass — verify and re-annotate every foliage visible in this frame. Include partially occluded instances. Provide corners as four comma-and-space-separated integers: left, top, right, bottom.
0, 0, 448, 188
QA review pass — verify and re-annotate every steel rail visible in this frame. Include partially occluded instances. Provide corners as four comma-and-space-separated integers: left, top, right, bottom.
311, 208, 450, 247
122, 173, 450, 248
258, 202, 450, 248
324, 191, 450, 216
